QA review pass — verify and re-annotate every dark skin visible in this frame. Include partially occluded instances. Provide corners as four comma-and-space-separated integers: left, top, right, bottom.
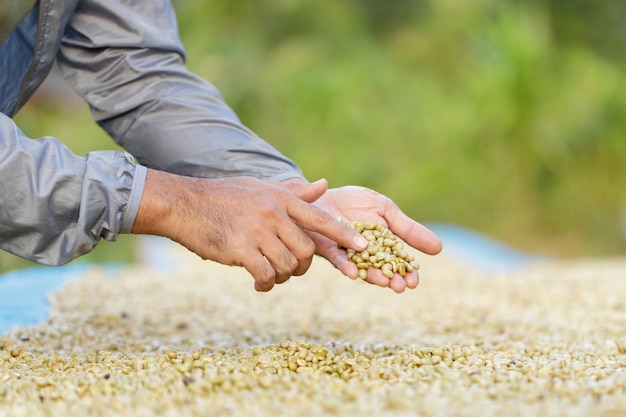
132, 169, 442, 293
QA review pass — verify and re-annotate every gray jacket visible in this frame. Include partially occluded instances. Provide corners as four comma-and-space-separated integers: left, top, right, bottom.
0, 0, 304, 266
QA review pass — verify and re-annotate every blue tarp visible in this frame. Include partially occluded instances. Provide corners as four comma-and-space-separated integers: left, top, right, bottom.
425, 223, 550, 273
0, 263, 90, 334
0, 262, 126, 334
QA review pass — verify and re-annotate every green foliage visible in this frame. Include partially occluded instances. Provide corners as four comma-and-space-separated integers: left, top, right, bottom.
174, 0, 626, 256
5, 0, 626, 272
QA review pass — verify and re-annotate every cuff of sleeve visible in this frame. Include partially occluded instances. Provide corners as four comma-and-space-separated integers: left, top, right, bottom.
120, 164, 147, 234
267, 171, 307, 183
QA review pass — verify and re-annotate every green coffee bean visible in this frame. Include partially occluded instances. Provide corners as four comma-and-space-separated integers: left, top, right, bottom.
381, 265, 394, 279
338, 220, 421, 281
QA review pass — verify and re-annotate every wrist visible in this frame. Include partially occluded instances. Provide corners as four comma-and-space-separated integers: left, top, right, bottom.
131, 169, 179, 237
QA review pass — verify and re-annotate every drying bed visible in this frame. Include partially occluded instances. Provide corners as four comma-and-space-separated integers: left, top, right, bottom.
1, 252, 625, 417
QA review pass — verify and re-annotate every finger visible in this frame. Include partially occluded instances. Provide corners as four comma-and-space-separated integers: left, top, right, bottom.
241, 253, 276, 292
259, 235, 299, 285
404, 271, 420, 289
287, 200, 368, 253
384, 203, 443, 255
291, 255, 313, 277
331, 252, 359, 279
365, 268, 393, 288
310, 233, 359, 279
275, 274, 291, 285
387, 274, 408, 293
276, 224, 317, 277
283, 178, 328, 204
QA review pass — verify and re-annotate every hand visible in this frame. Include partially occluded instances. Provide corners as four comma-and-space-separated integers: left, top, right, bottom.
308, 186, 442, 293
132, 170, 368, 292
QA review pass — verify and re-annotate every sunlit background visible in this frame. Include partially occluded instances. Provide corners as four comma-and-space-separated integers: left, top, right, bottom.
3, 0, 625, 273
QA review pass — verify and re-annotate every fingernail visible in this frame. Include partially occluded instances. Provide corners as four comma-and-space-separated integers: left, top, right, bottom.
354, 235, 368, 249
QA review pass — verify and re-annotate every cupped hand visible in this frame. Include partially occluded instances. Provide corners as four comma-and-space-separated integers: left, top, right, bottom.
132, 170, 368, 292
308, 186, 442, 293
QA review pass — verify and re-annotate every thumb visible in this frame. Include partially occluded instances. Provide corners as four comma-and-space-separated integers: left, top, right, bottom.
283, 178, 328, 203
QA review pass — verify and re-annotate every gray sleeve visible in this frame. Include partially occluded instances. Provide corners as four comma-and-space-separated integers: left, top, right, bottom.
56, 0, 305, 182
0, 112, 146, 266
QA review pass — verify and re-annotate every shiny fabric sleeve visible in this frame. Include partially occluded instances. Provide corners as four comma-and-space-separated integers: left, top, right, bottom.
0, 112, 146, 265
56, 0, 305, 182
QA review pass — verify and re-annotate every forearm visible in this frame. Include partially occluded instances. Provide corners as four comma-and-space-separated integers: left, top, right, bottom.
58, 0, 304, 182
0, 114, 144, 265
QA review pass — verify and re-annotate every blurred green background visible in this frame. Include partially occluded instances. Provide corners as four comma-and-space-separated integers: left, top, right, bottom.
3, 0, 626, 272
